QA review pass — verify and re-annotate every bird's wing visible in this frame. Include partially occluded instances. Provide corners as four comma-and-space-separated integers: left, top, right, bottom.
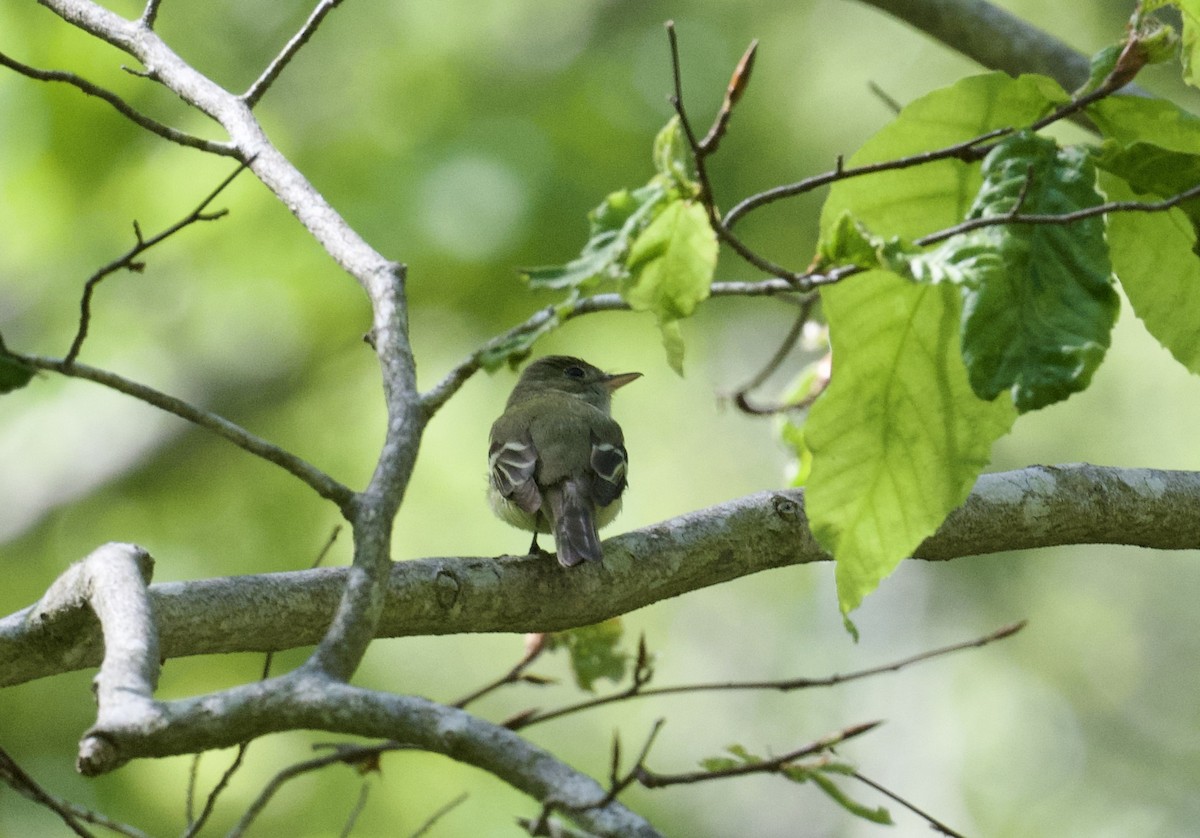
589, 420, 629, 508
489, 428, 542, 515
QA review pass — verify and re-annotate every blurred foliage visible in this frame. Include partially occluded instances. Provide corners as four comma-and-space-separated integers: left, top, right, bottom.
2, 1, 1200, 837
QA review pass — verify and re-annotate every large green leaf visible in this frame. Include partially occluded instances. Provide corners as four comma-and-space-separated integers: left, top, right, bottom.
1104, 173, 1200, 374
1088, 96, 1200, 230
805, 271, 1016, 616
953, 132, 1117, 411
1088, 95, 1200, 151
818, 73, 1068, 245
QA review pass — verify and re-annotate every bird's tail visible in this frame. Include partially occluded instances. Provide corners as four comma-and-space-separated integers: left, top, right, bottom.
547, 480, 603, 567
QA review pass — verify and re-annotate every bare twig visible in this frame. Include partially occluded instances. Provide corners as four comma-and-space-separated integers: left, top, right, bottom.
15, 353, 355, 511
0, 747, 98, 838
867, 80, 903, 114
140, 0, 163, 28
728, 295, 818, 415
665, 22, 804, 283
454, 633, 549, 709
65, 158, 251, 365
0, 50, 234, 156
636, 720, 881, 787
722, 127, 1009, 230
339, 778, 372, 838
915, 179, 1200, 247
599, 720, 665, 805
418, 264, 831, 414
516, 622, 1025, 729
852, 771, 967, 838
0, 746, 153, 838
228, 742, 406, 838
408, 792, 469, 838
243, 0, 347, 108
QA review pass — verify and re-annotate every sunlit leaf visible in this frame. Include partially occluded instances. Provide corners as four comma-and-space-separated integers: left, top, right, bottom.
806, 272, 1016, 616
624, 199, 717, 374
652, 115, 698, 195
819, 72, 1068, 245
1103, 173, 1200, 374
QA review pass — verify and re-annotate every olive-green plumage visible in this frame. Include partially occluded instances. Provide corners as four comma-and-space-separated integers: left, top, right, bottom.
488, 355, 640, 567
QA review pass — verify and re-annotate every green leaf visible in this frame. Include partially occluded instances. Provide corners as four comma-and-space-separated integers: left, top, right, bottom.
1088, 96, 1200, 231
658, 319, 686, 376
1088, 95, 1200, 152
624, 199, 717, 373
954, 131, 1118, 411
1175, 0, 1200, 86
525, 184, 668, 291
0, 336, 34, 395
819, 73, 1069, 245
776, 353, 829, 487
1103, 173, 1200, 374
806, 271, 1017, 616
545, 618, 628, 692
808, 770, 893, 825
652, 115, 698, 195
478, 308, 565, 372
522, 182, 669, 291
626, 200, 717, 319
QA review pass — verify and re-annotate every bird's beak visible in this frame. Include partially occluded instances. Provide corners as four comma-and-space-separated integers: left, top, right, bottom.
603, 371, 642, 391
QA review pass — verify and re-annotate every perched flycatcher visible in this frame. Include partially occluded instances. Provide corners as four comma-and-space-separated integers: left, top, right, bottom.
488, 355, 641, 567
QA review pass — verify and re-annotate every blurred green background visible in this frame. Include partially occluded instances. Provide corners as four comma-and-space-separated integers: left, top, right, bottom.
3, 1, 1199, 835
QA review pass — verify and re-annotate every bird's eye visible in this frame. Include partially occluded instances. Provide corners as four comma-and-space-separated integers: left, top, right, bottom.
564, 365, 586, 379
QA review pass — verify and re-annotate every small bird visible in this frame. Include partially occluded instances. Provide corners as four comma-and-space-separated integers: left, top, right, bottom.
488, 355, 641, 567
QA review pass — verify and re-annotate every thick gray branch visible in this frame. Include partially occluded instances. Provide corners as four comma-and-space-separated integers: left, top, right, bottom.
853, 0, 1094, 91
77, 674, 659, 837
4, 464, 1197, 688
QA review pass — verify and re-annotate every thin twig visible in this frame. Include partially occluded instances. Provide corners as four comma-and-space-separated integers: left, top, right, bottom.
15, 353, 355, 511
422, 276, 833, 419
915, 180, 1200, 247
65, 158, 252, 365
636, 721, 881, 787
722, 127, 1009, 230
598, 719, 664, 805
339, 779, 372, 838
408, 792, 469, 838
516, 621, 1026, 730
852, 771, 967, 838
0, 50, 235, 156
140, 0, 163, 28
182, 746, 251, 838
723, 44, 1140, 234
228, 743, 408, 838
728, 295, 817, 415
665, 22, 803, 283
243, 0, 346, 107
453, 633, 549, 709
0, 746, 151, 838
866, 81, 902, 115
